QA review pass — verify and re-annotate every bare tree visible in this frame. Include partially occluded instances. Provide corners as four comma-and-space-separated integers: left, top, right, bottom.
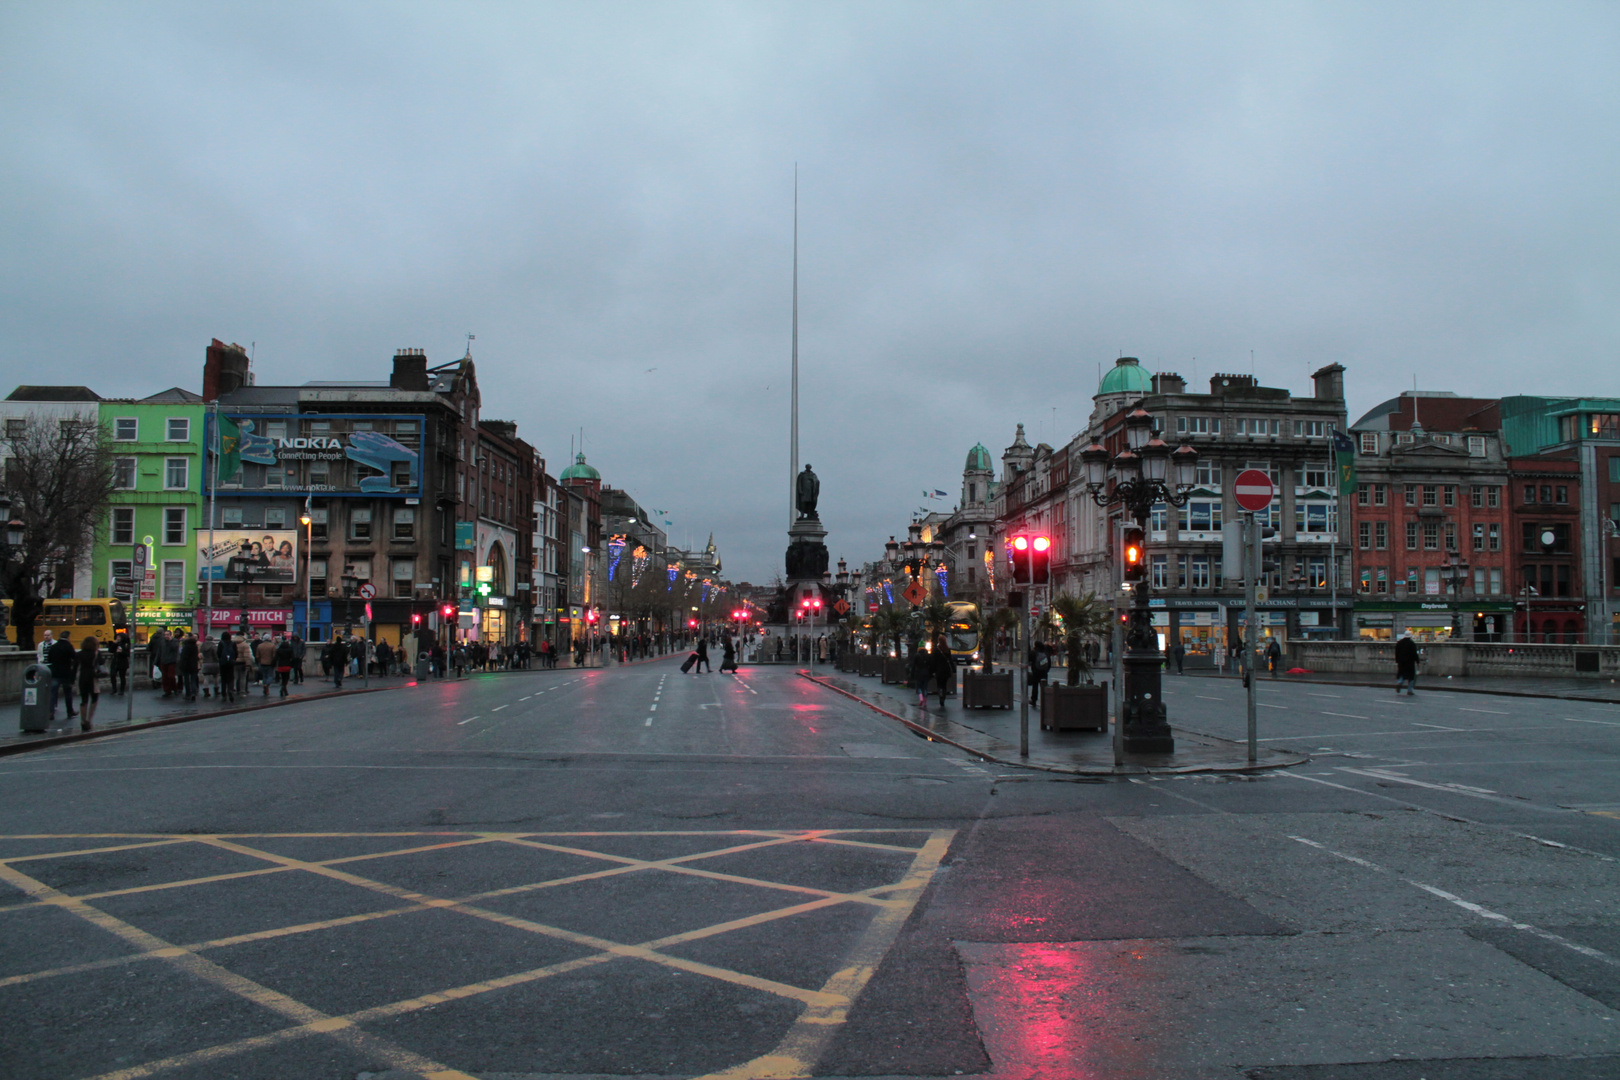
0, 416, 119, 649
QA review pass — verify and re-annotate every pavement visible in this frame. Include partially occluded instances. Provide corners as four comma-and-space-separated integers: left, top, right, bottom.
802, 667, 1309, 775
1183, 665, 1620, 703
0, 655, 1615, 1079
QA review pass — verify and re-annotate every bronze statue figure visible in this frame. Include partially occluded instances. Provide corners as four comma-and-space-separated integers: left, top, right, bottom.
796, 464, 820, 520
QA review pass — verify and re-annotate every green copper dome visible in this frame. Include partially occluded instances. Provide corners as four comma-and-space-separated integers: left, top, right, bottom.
559, 452, 600, 481
965, 443, 992, 472
1098, 357, 1153, 396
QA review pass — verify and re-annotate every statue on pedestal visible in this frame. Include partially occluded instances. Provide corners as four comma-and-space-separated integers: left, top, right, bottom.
796, 464, 820, 520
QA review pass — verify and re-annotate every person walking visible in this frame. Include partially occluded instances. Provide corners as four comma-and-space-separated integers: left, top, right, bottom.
1027, 641, 1051, 708
720, 635, 736, 674
154, 629, 179, 698
200, 634, 219, 699
1170, 640, 1185, 675
452, 643, 468, 679
908, 642, 932, 708
1394, 632, 1419, 696
695, 637, 711, 673
329, 635, 349, 689
178, 633, 200, 702
45, 630, 77, 722
255, 634, 277, 695
291, 634, 306, 684
76, 635, 101, 731
931, 636, 954, 709
273, 635, 296, 697
108, 631, 130, 696
217, 632, 239, 704
1266, 637, 1282, 678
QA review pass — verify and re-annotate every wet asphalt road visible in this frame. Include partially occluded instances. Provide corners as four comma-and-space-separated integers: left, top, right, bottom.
0, 657, 1616, 1079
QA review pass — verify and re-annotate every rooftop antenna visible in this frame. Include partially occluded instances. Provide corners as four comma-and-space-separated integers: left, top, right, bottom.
1250, 349, 1255, 375
465, 332, 475, 358
790, 164, 799, 531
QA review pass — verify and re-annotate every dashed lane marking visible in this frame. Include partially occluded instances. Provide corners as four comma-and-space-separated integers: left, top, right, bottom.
491, 705, 509, 712
456, 716, 479, 725
1321, 711, 1369, 719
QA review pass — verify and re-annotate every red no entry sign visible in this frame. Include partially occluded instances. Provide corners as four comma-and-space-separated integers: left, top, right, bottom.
1233, 469, 1275, 513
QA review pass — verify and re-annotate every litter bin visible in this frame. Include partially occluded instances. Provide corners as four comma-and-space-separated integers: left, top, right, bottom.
19, 663, 53, 733
415, 652, 432, 680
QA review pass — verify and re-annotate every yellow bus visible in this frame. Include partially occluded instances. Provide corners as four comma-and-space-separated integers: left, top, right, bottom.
3, 598, 129, 647
945, 600, 980, 663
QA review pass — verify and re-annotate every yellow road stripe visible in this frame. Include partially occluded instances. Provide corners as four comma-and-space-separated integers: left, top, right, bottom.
689, 829, 955, 1080
0, 860, 478, 1080
1589, 810, 1620, 820
0, 837, 194, 863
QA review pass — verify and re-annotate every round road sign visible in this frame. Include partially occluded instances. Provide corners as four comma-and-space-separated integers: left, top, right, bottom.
1233, 469, 1275, 513
356, 582, 376, 600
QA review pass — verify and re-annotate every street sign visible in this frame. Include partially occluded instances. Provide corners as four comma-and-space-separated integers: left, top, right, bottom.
356, 582, 376, 600
111, 579, 134, 600
1233, 469, 1275, 513
832, 598, 850, 616
132, 544, 148, 569
902, 581, 928, 606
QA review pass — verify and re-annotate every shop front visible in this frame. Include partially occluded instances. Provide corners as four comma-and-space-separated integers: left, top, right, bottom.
1354, 600, 1515, 642
203, 607, 294, 637
131, 606, 196, 645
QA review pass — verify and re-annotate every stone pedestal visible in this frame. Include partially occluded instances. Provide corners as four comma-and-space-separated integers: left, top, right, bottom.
785, 516, 830, 643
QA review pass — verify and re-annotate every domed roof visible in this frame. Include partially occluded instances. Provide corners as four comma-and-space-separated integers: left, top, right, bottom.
965, 443, 992, 472
559, 452, 600, 482
1099, 357, 1153, 396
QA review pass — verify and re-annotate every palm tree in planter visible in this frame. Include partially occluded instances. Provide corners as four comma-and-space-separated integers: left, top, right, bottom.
1042, 592, 1112, 731
1049, 591, 1111, 685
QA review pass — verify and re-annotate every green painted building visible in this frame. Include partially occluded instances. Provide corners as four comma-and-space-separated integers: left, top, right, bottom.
93, 389, 208, 642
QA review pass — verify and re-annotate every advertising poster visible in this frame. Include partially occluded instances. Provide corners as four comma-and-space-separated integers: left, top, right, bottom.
199, 530, 300, 584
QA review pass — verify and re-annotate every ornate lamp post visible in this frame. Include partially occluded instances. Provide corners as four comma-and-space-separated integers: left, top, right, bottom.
1440, 547, 1471, 640
1081, 407, 1199, 753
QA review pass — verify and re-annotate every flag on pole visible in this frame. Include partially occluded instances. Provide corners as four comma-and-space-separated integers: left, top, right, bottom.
1330, 429, 1356, 494
216, 415, 242, 483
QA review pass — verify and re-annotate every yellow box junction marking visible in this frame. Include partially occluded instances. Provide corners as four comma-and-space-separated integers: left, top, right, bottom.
0, 829, 953, 1080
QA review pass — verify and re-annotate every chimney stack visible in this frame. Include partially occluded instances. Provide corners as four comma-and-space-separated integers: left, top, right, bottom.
1312, 363, 1346, 401
391, 348, 429, 391
203, 338, 251, 401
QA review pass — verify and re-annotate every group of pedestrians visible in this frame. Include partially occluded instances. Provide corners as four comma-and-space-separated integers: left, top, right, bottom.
41, 630, 107, 731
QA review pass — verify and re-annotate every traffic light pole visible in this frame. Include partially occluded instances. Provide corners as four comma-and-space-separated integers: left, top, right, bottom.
1016, 596, 1028, 757
1244, 513, 1258, 764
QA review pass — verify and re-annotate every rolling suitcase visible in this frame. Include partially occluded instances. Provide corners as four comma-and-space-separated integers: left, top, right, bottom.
681, 652, 699, 673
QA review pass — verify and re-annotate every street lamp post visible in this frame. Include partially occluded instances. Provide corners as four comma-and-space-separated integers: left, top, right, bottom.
1440, 547, 1471, 640
1081, 407, 1199, 754
299, 499, 313, 642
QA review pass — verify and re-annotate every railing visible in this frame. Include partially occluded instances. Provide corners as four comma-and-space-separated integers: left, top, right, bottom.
1290, 640, 1620, 678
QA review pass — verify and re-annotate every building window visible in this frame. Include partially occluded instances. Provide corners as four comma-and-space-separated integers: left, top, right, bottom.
223, 507, 244, 527
1149, 503, 1168, 533
1359, 432, 1378, 454
310, 464, 329, 488
309, 506, 328, 541
1472, 523, 1485, 552
1358, 522, 1371, 549
393, 506, 415, 540
1150, 555, 1168, 589
1423, 522, 1440, 550
1444, 521, 1456, 550
1295, 420, 1325, 438
1406, 521, 1418, 550
1487, 486, 1500, 508
1306, 558, 1326, 588
1195, 461, 1222, 488
1303, 462, 1331, 488
1541, 484, 1553, 503
4, 418, 26, 439
1470, 485, 1483, 508
1373, 484, 1387, 506
1473, 568, 1486, 594
112, 417, 137, 441
1442, 485, 1455, 507
1177, 416, 1220, 435
163, 507, 186, 546
1611, 457, 1620, 483
111, 508, 135, 545
1176, 555, 1187, 588
1376, 567, 1388, 594
1468, 435, 1486, 456
1189, 556, 1210, 588
1179, 500, 1222, 532
1359, 569, 1372, 592
113, 457, 136, 489
1488, 523, 1500, 551
1293, 501, 1334, 534
265, 507, 286, 529
161, 560, 185, 603
350, 506, 372, 541
1490, 567, 1502, 594
1357, 483, 1369, 506
1555, 485, 1568, 504
392, 558, 414, 598
1405, 484, 1417, 506
1424, 568, 1440, 595
166, 418, 190, 442
1522, 484, 1535, 504
1375, 521, 1388, 550
1422, 485, 1437, 507
164, 457, 188, 490
109, 559, 132, 591
309, 559, 327, 597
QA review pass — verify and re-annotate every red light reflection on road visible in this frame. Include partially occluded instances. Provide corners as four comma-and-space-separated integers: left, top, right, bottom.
962, 941, 1165, 1080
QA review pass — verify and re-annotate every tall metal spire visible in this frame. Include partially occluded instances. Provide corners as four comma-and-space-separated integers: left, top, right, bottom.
790, 165, 799, 530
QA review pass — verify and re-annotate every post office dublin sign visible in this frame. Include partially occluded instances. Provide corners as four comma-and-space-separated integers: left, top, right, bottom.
212, 414, 424, 497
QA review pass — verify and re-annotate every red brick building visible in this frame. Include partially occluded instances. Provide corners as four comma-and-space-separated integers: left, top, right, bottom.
1509, 449, 1583, 642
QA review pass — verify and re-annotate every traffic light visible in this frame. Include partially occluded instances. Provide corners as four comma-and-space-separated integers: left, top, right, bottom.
440, 604, 455, 619
1010, 535, 1031, 584
411, 613, 421, 626
1031, 535, 1051, 585
1122, 527, 1146, 582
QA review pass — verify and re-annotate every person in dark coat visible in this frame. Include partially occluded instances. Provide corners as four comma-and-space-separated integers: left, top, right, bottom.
908, 643, 932, 707
1266, 637, 1282, 677
720, 635, 736, 674
695, 637, 711, 673
1027, 641, 1052, 707
273, 636, 296, 697
217, 632, 239, 704
930, 637, 954, 708
329, 636, 349, 689
108, 631, 130, 696
45, 631, 77, 721
178, 633, 200, 701
1394, 633, 1419, 696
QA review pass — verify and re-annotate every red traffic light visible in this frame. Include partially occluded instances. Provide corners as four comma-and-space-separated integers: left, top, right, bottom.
1032, 535, 1050, 552
440, 604, 455, 618
411, 613, 422, 625
688, 618, 698, 628
1012, 535, 1029, 551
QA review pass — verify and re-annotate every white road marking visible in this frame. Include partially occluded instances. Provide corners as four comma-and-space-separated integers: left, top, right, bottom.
1321, 711, 1369, 719
1195, 695, 1223, 701
1288, 835, 1619, 968
649, 704, 657, 711
1306, 693, 1343, 699
456, 716, 479, 725
1337, 767, 1553, 811
1259, 703, 1288, 710
491, 705, 508, 712
1411, 722, 1465, 731
644, 717, 654, 727
1564, 717, 1620, 726
1457, 706, 1510, 715
520, 696, 531, 701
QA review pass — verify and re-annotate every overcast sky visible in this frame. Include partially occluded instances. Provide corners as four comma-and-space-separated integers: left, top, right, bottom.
3, 2, 1617, 583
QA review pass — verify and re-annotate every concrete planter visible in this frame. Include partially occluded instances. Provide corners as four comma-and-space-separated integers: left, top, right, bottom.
1041, 682, 1109, 731
882, 657, 909, 685
858, 654, 884, 677
962, 669, 1014, 710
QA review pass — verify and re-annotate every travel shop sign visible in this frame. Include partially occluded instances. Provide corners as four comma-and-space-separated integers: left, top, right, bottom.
210, 413, 424, 497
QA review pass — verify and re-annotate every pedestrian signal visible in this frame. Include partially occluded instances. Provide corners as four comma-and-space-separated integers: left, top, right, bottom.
1122, 527, 1146, 582
1010, 535, 1031, 584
